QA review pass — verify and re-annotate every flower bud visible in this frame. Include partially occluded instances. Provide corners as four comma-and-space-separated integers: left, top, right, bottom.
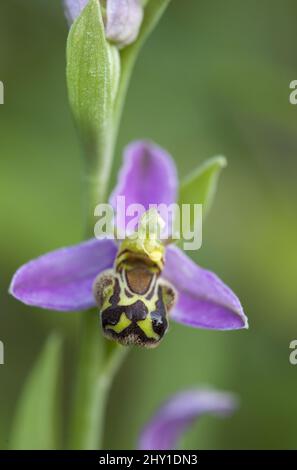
64, 0, 144, 48
105, 0, 143, 47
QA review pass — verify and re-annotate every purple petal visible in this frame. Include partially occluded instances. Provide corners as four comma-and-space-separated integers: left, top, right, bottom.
163, 245, 248, 330
109, 140, 178, 234
139, 388, 238, 450
106, 0, 144, 47
9, 239, 117, 311
63, 0, 89, 24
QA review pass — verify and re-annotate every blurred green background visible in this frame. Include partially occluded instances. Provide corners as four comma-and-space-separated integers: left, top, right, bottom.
1, 0, 297, 449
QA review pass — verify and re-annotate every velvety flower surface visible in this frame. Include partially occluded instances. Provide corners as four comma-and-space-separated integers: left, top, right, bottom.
9, 140, 248, 331
64, 0, 144, 47
138, 388, 238, 450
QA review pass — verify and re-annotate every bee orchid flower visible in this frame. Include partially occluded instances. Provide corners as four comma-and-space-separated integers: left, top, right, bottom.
9, 141, 248, 348
139, 388, 238, 450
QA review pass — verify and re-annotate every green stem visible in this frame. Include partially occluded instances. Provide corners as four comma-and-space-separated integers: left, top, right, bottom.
68, 107, 123, 450
69, 80, 128, 451
69, 127, 127, 449
69, 311, 127, 449
69, 0, 172, 450
82, 125, 115, 231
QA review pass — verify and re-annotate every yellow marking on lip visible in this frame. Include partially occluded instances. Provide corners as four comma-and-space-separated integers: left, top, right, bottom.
137, 316, 159, 340
106, 313, 131, 334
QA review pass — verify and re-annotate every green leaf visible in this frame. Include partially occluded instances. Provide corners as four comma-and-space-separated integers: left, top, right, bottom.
66, 0, 120, 200
179, 156, 227, 216
10, 335, 62, 450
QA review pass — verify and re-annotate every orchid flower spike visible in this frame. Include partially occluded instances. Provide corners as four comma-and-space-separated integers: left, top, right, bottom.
139, 388, 238, 450
9, 141, 248, 348
64, 0, 144, 48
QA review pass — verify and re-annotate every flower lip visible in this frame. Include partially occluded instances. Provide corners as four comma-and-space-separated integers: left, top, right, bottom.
138, 388, 239, 450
